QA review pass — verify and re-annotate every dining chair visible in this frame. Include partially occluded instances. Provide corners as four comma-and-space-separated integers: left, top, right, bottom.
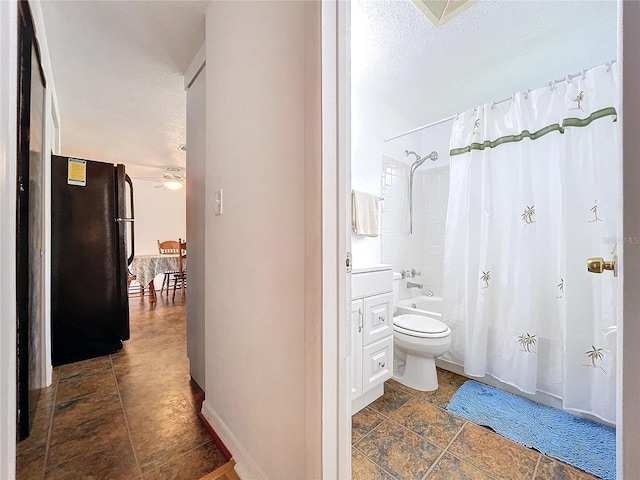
172, 238, 187, 304
127, 268, 144, 298
158, 239, 181, 296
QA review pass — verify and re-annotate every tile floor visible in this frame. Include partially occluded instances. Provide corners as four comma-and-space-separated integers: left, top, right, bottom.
16, 296, 228, 480
352, 369, 601, 480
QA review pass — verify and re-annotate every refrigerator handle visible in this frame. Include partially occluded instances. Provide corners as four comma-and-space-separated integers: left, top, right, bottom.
124, 174, 135, 265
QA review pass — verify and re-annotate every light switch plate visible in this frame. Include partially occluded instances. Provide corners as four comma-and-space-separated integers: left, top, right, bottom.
215, 189, 223, 216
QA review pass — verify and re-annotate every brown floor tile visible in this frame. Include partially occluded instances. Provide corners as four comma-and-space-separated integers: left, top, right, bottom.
426, 452, 495, 480
356, 420, 442, 480
414, 380, 464, 409
437, 368, 468, 388
448, 423, 539, 480
29, 394, 55, 437
535, 456, 601, 480
182, 378, 206, 413
352, 407, 385, 445
16, 427, 48, 471
47, 394, 130, 467
57, 356, 113, 380
386, 368, 467, 409
111, 349, 166, 375
16, 453, 44, 480
352, 449, 394, 480
386, 378, 415, 394
16, 301, 205, 479
142, 441, 227, 480
56, 371, 117, 404
125, 331, 185, 356
44, 438, 140, 480
369, 384, 415, 416
116, 373, 177, 408
125, 391, 213, 473
390, 397, 465, 448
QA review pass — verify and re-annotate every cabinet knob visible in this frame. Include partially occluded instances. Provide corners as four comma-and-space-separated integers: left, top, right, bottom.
379, 362, 386, 368
378, 315, 386, 322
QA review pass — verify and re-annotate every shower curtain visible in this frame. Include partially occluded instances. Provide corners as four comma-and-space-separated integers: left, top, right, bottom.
443, 64, 619, 423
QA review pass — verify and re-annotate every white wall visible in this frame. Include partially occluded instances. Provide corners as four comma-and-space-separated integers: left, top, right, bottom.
186, 61, 206, 389
129, 178, 186, 255
202, 2, 321, 478
351, 87, 421, 265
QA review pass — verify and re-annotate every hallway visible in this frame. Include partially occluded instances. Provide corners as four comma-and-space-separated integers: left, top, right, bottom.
16, 298, 227, 479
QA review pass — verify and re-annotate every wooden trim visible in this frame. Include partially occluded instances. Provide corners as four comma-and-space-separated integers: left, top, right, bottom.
197, 412, 233, 461
199, 460, 240, 480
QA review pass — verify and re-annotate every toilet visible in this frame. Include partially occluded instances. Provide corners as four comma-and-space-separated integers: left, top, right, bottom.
392, 272, 451, 391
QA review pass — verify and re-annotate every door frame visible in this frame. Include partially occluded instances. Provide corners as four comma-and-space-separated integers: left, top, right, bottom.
331, 1, 640, 478
321, 1, 351, 478
0, 0, 19, 476
620, 0, 640, 477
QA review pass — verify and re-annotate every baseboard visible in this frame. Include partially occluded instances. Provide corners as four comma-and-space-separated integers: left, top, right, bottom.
197, 413, 232, 461
351, 383, 384, 415
201, 400, 266, 479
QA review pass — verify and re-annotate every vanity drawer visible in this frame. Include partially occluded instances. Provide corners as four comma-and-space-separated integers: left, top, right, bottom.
351, 269, 393, 299
362, 336, 393, 392
363, 292, 393, 345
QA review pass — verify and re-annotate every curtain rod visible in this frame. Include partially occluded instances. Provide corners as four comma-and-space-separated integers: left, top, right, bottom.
383, 59, 617, 143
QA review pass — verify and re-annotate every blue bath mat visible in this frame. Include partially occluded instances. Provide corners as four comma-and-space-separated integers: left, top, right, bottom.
447, 380, 615, 480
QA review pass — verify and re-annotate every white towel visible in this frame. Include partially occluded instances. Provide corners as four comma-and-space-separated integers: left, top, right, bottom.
351, 190, 380, 237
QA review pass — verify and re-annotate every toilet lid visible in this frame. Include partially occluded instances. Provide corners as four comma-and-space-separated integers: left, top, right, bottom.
394, 314, 448, 334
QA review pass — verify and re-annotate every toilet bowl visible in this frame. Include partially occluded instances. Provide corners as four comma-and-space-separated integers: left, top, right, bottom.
392, 273, 451, 391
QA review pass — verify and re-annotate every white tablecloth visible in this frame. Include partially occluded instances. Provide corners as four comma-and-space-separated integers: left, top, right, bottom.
131, 255, 181, 285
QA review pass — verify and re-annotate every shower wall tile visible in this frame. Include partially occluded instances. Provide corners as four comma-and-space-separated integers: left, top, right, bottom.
381, 158, 450, 300
420, 166, 449, 297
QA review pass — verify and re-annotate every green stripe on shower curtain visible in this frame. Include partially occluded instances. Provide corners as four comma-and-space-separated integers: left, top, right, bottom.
449, 107, 618, 157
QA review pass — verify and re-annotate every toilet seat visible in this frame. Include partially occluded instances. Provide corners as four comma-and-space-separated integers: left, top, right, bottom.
393, 314, 450, 338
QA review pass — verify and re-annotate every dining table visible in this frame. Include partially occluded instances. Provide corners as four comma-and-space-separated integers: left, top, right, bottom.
130, 254, 181, 305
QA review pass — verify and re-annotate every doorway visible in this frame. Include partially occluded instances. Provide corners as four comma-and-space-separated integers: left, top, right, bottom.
16, 0, 47, 441
341, 0, 640, 478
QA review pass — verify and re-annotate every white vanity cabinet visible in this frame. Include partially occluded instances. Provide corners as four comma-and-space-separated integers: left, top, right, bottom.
351, 266, 394, 414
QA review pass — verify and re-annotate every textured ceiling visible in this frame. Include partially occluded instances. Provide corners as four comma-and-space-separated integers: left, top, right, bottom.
40, 0, 207, 178
352, 0, 618, 127
40, 0, 617, 175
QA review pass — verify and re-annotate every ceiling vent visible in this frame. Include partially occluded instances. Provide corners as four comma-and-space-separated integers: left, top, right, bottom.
411, 0, 476, 27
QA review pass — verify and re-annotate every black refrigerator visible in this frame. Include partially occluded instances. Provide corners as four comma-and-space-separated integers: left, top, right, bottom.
51, 155, 134, 366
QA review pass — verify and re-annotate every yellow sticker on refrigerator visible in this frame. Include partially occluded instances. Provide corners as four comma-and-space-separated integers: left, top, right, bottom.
67, 158, 86, 186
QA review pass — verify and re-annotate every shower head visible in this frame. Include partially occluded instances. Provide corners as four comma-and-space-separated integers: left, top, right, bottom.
407, 150, 439, 174
405, 150, 421, 162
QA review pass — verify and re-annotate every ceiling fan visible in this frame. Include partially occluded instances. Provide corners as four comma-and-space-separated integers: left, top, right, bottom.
133, 166, 186, 190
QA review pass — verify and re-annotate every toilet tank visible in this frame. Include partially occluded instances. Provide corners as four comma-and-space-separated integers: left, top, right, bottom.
392, 272, 402, 313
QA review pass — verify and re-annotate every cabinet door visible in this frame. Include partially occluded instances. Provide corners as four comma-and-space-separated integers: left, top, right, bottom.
362, 336, 393, 392
350, 299, 364, 401
363, 292, 393, 345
